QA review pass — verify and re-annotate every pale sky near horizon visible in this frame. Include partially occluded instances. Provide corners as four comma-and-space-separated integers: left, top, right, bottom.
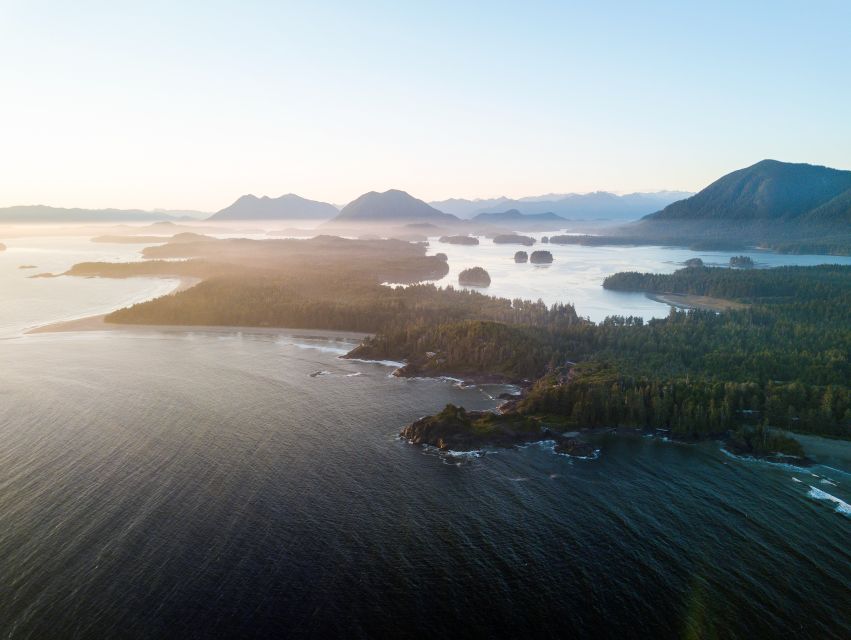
1, 0, 850, 211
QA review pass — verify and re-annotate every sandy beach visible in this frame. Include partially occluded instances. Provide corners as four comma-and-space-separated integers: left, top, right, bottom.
27, 276, 201, 334
26, 276, 371, 341
648, 292, 748, 312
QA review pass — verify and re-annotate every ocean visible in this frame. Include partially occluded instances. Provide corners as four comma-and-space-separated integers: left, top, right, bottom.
0, 233, 849, 638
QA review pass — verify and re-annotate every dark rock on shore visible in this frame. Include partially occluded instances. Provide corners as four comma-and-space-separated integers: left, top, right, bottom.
530, 250, 553, 264
514, 251, 528, 263
553, 437, 596, 457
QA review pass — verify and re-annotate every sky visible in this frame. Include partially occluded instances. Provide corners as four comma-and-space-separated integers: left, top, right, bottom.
1, 0, 850, 211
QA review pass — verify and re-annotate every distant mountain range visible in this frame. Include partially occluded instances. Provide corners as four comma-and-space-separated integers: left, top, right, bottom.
5, 163, 848, 251
209, 194, 339, 221
0, 205, 202, 223
469, 209, 568, 230
431, 191, 692, 220
328, 189, 459, 226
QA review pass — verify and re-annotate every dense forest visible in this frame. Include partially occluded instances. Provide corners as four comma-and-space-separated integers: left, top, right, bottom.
67, 236, 851, 442
355, 265, 851, 440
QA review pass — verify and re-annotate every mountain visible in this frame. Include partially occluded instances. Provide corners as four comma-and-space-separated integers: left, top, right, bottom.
209, 194, 338, 221
470, 209, 568, 230
331, 190, 459, 225
430, 197, 512, 217
0, 205, 183, 223
472, 209, 565, 223
613, 160, 851, 255
431, 191, 692, 220
643, 160, 851, 223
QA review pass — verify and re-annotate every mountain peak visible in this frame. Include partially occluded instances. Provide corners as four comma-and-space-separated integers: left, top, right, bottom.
209, 193, 339, 221
331, 190, 459, 225
642, 159, 851, 224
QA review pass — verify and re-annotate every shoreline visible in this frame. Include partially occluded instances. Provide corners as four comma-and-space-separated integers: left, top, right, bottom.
26, 273, 371, 342
647, 292, 747, 312
27, 276, 201, 334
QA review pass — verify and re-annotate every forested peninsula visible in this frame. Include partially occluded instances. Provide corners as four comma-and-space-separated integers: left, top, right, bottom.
63, 235, 851, 456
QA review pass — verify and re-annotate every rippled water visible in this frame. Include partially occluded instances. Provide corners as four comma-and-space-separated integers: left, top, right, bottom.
1, 234, 849, 638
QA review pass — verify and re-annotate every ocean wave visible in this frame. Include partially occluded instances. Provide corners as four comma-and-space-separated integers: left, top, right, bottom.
444, 449, 485, 459
282, 341, 351, 355
308, 370, 332, 377
807, 486, 851, 517
719, 447, 811, 473
792, 477, 802, 483
819, 478, 838, 487
345, 372, 364, 377
342, 357, 405, 368
560, 448, 601, 461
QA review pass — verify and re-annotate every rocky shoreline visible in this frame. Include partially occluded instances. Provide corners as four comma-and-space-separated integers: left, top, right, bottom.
400, 404, 597, 457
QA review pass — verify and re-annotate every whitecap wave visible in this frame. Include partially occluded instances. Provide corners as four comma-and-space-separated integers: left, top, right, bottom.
807, 486, 851, 517
792, 477, 802, 483
343, 357, 405, 368
719, 447, 811, 472
444, 449, 485, 459
282, 341, 351, 355
819, 478, 838, 487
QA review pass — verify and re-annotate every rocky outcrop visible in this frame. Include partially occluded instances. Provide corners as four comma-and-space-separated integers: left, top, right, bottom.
514, 251, 528, 263
401, 404, 596, 456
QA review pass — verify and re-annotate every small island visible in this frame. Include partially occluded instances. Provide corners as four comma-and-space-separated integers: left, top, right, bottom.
439, 235, 479, 245
492, 234, 535, 246
18, 265, 38, 269
684, 257, 704, 268
730, 255, 755, 268
458, 266, 491, 287
514, 251, 528, 263
530, 250, 553, 264
541, 237, 549, 243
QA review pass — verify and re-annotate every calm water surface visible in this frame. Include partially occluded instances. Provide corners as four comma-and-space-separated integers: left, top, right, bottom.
0, 234, 849, 638
424, 234, 851, 321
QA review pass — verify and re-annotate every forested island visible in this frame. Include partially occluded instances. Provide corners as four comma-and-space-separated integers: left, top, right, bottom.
492, 234, 535, 246
458, 267, 491, 287
530, 250, 553, 264
62, 235, 850, 459
439, 235, 479, 245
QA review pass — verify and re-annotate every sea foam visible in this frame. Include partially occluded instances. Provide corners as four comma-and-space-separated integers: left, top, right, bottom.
807, 486, 851, 517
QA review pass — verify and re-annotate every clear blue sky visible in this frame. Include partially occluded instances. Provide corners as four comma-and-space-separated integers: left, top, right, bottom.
1, 0, 849, 210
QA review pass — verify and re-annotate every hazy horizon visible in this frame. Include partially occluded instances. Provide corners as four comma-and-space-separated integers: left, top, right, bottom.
2, 1, 850, 210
